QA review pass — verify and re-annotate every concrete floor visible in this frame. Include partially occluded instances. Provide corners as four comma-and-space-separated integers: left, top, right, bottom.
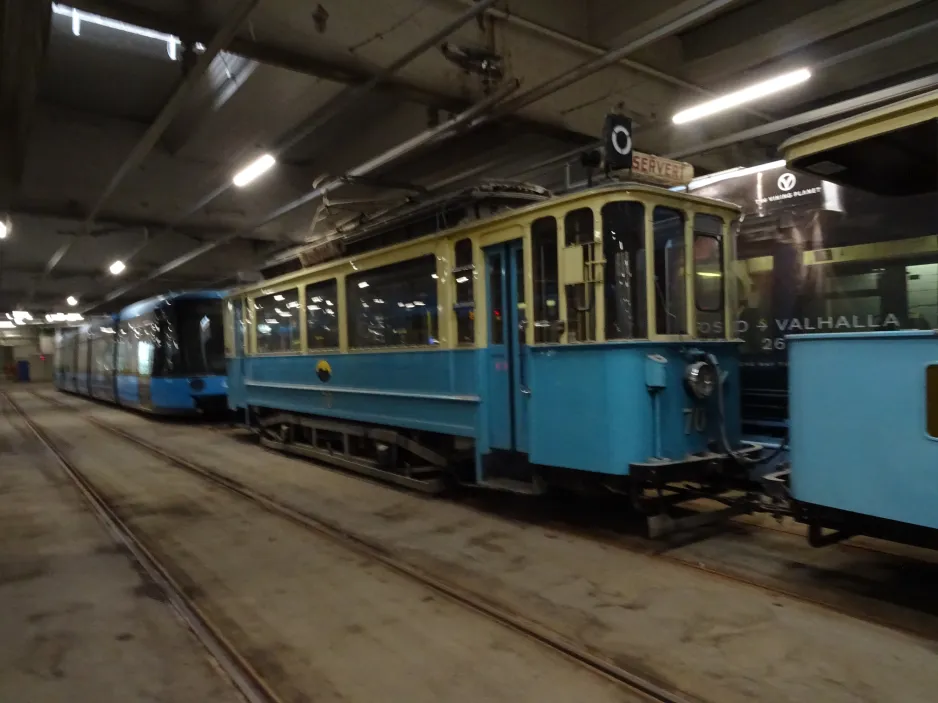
35, 387, 938, 703
0, 396, 240, 702
11, 391, 649, 703
17, 387, 938, 703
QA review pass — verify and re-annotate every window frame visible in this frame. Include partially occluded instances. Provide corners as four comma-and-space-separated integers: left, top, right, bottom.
254, 288, 303, 355
531, 215, 561, 344
452, 237, 476, 347
305, 278, 340, 351
601, 200, 646, 341
562, 207, 598, 343
651, 205, 689, 338
928, 364, 938, 440
346, 254, 441, 350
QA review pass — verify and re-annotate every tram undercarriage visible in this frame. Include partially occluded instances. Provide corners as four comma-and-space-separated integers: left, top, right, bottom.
249, 406, 764, 538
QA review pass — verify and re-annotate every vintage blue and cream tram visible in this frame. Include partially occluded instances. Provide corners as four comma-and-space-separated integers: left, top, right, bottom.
224, 180, 760, 533
54, 290, 228, 414
773, 90, 938, 546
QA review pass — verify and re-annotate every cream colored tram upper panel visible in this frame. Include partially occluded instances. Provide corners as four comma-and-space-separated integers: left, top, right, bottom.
780, 88, 938, 197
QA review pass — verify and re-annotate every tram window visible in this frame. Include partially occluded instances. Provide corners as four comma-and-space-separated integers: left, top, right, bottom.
565, 208, 594, 245
928, 365, 938, 438
453, 238, 475, 345
305, 279, 339, 350
652, 207, 687, 336
694, 214, 725, 339
532, 217, 561, 343
117, 321, 134, 374
565, 208, 597, 342
77, 334, 89, 374
602, 202, 645, 339
255, 289, 301, 353
347, 255, 439, 348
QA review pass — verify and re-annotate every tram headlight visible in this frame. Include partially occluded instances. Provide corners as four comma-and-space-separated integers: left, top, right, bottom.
684, 361, 717, 399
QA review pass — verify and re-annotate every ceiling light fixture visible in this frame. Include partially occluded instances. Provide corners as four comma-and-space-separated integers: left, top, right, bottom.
46, 313, 84, 323
0, 219, 8, 239
673, 68, 811, 125
233, 153, 276, 188
109, 260, 126, 275
0, 321, 14, 329
66, 295, 78, 306
52, 3, 189, 59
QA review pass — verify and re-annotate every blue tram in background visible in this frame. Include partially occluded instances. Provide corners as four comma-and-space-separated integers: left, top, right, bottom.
774, 90, 938, 547
55, 291, 228, 414
224, 182, 759, 534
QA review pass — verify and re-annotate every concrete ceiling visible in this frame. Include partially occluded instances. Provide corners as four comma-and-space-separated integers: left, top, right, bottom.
2, 0, 938, 316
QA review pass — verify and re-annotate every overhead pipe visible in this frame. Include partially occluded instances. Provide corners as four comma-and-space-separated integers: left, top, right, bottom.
445, 0, 773, 121
162, 0, 500, 229
83, 0, 260, 228
553, 72, 938, 194
498, 13, 938, 183
83, 0, 500, 307
88, 80, 520, 309
667, 71, 938, 159
274, 0, 500, 154
477, 0, 740, 123
43, 0, 259, 293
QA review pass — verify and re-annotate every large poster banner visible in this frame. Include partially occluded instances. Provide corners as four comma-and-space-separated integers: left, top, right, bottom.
694, 163, 938, 437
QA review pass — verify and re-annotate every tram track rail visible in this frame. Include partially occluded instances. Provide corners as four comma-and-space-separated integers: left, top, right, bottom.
17, 388, 701, 703
2, 390, 283, 703
28, 389, 938, 646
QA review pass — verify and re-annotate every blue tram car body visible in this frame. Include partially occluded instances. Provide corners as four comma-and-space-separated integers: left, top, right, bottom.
225, 183, 757, 530
54, 291, 228, 414
784, 331, 938, 544
776, 88, 938, 546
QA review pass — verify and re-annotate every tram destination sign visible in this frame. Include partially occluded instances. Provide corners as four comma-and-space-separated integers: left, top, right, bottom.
629, 151, 694, 187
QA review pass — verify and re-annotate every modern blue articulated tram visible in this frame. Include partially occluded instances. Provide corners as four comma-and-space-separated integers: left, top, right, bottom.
55, 291, 228, 414
224, 181, 760, 534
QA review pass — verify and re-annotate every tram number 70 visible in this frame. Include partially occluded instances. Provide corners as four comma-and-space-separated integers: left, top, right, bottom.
683, 407, 707, 434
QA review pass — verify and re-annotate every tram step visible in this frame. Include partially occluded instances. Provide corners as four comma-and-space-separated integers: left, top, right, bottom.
477, 477, 546, 496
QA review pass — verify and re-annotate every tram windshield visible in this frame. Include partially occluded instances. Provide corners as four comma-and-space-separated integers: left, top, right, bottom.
590, 196, 731, 341
166, 298, 226, 376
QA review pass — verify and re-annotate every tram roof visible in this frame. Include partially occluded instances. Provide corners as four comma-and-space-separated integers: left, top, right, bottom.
780, 88, 938, 197
233, 181, 740, 296
120, 289, 227, 320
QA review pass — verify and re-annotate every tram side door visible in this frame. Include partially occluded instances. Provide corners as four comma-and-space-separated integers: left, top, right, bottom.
483, 240, 529, 454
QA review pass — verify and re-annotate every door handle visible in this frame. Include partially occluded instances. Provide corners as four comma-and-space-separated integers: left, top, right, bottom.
518, 319, 531, 396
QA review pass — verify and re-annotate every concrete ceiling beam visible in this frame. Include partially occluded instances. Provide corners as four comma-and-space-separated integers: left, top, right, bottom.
683, 0, 930, 83
0, 0, 51, 208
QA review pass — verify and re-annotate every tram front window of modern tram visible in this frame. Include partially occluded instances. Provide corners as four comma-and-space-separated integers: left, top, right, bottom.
168, 299, 227, 375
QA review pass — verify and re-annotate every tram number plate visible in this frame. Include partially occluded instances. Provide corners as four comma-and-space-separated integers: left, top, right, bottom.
683, 407, 707, 434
